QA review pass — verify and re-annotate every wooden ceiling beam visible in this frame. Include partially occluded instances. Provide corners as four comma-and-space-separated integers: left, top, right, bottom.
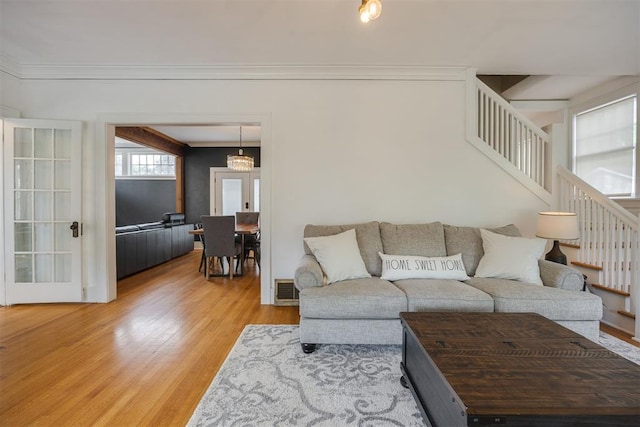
115, 126, 187, 157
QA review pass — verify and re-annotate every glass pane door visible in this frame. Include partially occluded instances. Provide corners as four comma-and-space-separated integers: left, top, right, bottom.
221, 177, 243, 216
211, 169, 260, 216
3, 119, 82, 304
252, 175, 260, 213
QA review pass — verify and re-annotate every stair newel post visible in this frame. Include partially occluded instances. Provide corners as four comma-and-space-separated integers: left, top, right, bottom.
634, 216, 639, 342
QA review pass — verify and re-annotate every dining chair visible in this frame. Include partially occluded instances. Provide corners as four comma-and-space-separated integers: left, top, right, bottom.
236, 211, 259, 226
201, 215, 242, 279
235, 212, 260, 269
194, 223, 205, 273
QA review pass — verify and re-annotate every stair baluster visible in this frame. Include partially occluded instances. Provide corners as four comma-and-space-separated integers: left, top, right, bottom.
558, 165, 638, 339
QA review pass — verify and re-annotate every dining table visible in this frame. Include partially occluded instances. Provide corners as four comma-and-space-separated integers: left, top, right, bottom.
189, 223, 260, 276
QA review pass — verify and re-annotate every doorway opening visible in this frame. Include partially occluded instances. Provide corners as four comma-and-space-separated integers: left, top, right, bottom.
99, 113, 271, 305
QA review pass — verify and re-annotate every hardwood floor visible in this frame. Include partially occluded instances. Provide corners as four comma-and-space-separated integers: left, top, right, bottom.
0, 250, 299, 426
601, 323, 640, 347
1, 250, 638, 426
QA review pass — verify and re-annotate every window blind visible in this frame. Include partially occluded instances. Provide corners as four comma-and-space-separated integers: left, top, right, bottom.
574, 95, 637, 196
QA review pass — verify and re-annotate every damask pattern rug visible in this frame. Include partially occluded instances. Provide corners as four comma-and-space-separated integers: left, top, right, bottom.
187, 325, 640, 427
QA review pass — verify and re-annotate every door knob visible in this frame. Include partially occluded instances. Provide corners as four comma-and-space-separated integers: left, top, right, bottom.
70, 221, 79, 238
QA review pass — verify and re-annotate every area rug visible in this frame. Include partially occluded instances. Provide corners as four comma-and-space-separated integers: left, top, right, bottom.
187, 325, 640, 427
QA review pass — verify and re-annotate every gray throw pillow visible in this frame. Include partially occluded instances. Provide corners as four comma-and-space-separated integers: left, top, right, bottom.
380, 222, 446, 258
443, 224, 521, 276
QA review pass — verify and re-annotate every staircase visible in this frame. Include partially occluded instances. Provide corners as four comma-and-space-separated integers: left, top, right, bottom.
557, 166, 639, 337
467, 76, 639, 340
466, 77, 552, 204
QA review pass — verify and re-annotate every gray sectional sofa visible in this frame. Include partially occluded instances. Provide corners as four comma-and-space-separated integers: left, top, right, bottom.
294, 221, 602, 353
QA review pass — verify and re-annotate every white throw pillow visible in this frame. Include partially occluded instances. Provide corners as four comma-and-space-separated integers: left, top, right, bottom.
379, 252, 470, 281
475, 229, 546, 285
304, 229, 371, 284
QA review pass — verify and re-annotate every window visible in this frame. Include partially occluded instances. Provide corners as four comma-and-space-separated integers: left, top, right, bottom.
573, 95, 637, 197
115, 152, 123, 176
130, 153, 175, 176
115, 140, 176, 178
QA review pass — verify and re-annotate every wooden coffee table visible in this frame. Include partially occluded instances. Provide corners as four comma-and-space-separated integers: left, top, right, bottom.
400, 312, 640, 427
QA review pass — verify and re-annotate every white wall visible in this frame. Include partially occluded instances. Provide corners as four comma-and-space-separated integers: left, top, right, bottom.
0, 71, 22, 117
4, 69, 549, 303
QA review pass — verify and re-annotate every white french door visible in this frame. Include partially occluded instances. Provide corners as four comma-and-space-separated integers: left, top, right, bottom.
2, 119, 83, 304
210, 169, 260, 216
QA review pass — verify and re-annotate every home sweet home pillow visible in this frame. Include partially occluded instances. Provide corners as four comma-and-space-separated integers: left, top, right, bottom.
304, 229, 371, 284
379, 252, 470, 281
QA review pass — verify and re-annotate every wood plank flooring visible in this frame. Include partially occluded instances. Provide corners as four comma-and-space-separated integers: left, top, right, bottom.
0, 250, 299, 426
601, 323, 640, 347
1, 250, 637, 426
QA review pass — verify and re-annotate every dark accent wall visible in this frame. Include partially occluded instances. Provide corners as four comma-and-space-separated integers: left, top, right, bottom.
184, 147, 261, 224
115, 179, 176, 226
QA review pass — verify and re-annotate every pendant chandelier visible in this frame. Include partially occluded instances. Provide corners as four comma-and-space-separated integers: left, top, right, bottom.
227, 126, 254, 171
359, 0, 382, 23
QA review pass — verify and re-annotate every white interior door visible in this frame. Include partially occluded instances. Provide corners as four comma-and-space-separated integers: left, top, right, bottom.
3, 119, 82, 304
210, 169, 260, 216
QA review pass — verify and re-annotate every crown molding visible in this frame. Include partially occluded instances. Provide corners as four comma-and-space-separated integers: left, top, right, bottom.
0, 105, 21, 118
9, 63, 468, 81
0, 54, 22, 78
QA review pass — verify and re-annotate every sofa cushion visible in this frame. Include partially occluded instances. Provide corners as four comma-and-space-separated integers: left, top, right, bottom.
475, 229, 546, 285
299, 278, 407, 319
379, 252, 469, 281
393, 279, 494, 312
137, 221, 165, 230
443, 223, 521, 276
115, 225, 140, 234
380, 222, 446, 258
465, 277, 603, 321
304, 229, 371, 284
304, 221, 383, 276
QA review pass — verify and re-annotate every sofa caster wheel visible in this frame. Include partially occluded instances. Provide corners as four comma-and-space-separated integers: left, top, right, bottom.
400, 376, 409, 389
301, 343, 316, 354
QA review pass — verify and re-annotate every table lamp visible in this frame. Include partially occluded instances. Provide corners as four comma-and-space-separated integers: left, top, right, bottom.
535, 212, 579, 265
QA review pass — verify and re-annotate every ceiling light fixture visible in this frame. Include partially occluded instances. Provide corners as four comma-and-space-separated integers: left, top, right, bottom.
359, 0, 382, 23
227, 126, 254, 171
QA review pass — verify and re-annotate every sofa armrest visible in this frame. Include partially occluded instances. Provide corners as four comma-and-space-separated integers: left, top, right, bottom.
538, 259, 584, 291
294, 255, 325, 290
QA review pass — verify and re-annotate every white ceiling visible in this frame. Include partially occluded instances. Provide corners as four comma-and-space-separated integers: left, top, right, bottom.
1, 0, 638, 143
1, 0, 638, 76
0, 0, 640, 75
153, 125, 262, 147
115, 125, 262, 148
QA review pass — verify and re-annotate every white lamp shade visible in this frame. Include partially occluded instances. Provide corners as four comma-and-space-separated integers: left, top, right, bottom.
536, 212, 579, 240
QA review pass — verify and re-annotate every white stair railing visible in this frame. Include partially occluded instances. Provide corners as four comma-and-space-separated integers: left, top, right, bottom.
557, 166, 639, 301
467, 76, 552, 204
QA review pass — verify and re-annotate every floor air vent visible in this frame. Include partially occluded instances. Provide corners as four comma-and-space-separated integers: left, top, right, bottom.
274, 279, 299, 306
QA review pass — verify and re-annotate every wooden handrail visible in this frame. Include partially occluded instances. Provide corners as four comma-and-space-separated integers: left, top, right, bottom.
557, 166, 639, 229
